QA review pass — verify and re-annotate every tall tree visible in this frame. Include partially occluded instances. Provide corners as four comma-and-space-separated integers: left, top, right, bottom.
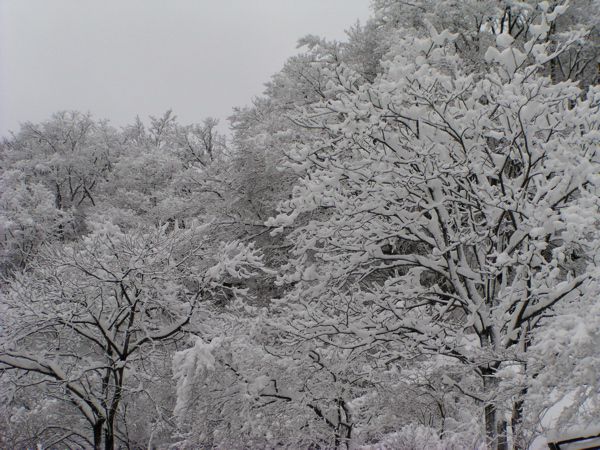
266, 5, 600, 448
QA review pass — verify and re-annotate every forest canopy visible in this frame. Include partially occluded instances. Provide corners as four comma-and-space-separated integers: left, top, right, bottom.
1, 1, 600, 449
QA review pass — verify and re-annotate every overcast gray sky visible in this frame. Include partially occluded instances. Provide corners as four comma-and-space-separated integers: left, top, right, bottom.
0, 0, 371, 137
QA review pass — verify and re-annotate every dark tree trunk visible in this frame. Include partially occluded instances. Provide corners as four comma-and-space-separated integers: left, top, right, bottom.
498, 417, 508, 450
104, 424, 114, 450
485, 403, 498, 449
482, 366, 509, 450
511, 388, 527, 450
93, 420, 104, 450
55, 182, 63, 210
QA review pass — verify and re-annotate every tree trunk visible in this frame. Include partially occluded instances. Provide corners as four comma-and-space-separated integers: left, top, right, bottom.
485, 403, 498, 449
483, 367, 508, 450
498, 417, 508, 450
511, 389, 527, 450
93, 420, 104, 450
55, 182, 63, 210
104, 424, 114, 450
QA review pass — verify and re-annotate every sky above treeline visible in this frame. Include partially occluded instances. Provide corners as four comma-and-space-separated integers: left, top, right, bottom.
0, 0, 371, 137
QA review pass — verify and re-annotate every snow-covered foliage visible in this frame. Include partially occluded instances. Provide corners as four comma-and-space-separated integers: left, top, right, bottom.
2, 1, 600, 449
262, 2, 600, 448
0, 221, 264, 448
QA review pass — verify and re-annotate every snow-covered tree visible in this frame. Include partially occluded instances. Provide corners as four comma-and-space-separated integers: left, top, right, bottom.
266, 4, 600, 448
172, 307, 370, 449
3, 111, 114, 212
0, 222, 264, 449
0, 112, 118, 271
0, 170, 69, 274
2, 1, 599, 447
371, 0, 600, 87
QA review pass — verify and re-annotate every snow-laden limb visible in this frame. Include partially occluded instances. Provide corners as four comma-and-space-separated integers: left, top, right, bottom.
0, 351, 104, 426
525, 281, 600, 441
172, 336, 217, 424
